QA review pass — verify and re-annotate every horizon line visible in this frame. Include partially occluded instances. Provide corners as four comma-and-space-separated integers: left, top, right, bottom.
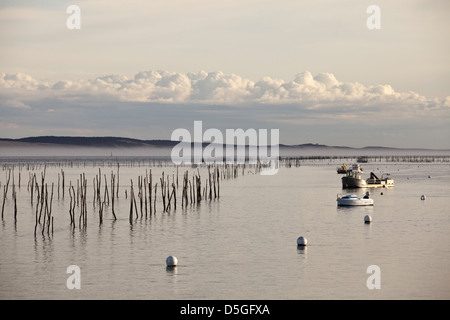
1, 135, 449, 151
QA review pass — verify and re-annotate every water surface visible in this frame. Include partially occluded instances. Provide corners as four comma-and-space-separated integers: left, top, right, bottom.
0, 160, 449, 299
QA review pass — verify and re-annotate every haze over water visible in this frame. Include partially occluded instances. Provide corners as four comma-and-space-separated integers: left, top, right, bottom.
0, 155, 449, 300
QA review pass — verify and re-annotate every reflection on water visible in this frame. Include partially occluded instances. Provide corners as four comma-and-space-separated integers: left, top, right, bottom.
0, 160, 449, 299
296, 246, 307, 255
166, 266, 178, 274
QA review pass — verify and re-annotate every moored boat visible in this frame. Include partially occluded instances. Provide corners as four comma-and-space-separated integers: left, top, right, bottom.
337, 163, 363, 174
342, 169, 367, 188
336, 164, 347, 174
357, 156, 368, 163
342, 170, 394, 189
366, 172, 394, 188
337, 193, 373, 206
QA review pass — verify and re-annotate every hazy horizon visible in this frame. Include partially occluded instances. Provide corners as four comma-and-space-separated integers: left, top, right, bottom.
2, 140, 450, 159
1, 135, 450, 151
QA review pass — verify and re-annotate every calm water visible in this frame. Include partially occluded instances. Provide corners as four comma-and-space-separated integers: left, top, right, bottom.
0, 159, 449, 299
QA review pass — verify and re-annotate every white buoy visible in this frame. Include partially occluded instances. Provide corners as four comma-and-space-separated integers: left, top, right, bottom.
421, 195, 426, 200
364, 215, 372, 224
166, 256, 178, 267
297, 236, 307, 246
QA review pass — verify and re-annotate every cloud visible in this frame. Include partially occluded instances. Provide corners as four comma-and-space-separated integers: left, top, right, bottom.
1, 69, 448, 127
0, 70, 449, 148
1, 98, 31, 109
0, 72, 50, 90
1, 70, 446, 107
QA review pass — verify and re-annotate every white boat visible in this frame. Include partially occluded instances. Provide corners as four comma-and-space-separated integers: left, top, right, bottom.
337, 193, 374, 206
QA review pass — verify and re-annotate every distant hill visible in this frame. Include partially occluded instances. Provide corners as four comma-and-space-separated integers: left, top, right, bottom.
0, 136, 449, 154
0, 136, 179, 148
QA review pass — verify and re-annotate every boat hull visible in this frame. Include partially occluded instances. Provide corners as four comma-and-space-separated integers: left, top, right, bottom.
337, 199, 373, 206
337, 197, 373, 206
342, 176, 366, 188
366, 179, 394, 188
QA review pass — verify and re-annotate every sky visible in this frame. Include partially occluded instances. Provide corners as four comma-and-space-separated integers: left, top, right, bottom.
0, 0, 449, 148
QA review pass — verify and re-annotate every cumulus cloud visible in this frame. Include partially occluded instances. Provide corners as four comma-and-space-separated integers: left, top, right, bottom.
1, 70, 449, 139
0, 70, 449, 149
1, 70, 446, 109
0, 72, 50, 91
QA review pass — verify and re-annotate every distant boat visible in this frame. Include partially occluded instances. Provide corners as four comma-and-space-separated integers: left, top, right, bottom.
342, 169, 366, 188
337, 163, 362, 174
336, 164, 347, 174
357, 156, 369, 163
366, 172, 394, 188
337, 193, 373, 206
342, 170, 394, 188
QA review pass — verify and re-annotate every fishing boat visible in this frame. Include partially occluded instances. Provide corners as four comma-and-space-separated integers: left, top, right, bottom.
336, 164, 347, 174
337, 193, 373, 206
342, 170, 394, 188
342, 169, 366, 188
366, 172, 394, 188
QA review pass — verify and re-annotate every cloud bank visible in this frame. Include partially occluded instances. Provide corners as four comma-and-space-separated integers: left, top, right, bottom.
0, 70, 449, 148
2, 70, 448, 106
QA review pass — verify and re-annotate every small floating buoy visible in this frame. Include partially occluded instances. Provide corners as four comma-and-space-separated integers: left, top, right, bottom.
297, 236, 307, 246
166, 256, 178, 267
364, 215, 372, 224
421, 195, 426, 200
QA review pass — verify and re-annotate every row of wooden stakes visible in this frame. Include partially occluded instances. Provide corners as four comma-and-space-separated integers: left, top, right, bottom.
0, 163, 254, 236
